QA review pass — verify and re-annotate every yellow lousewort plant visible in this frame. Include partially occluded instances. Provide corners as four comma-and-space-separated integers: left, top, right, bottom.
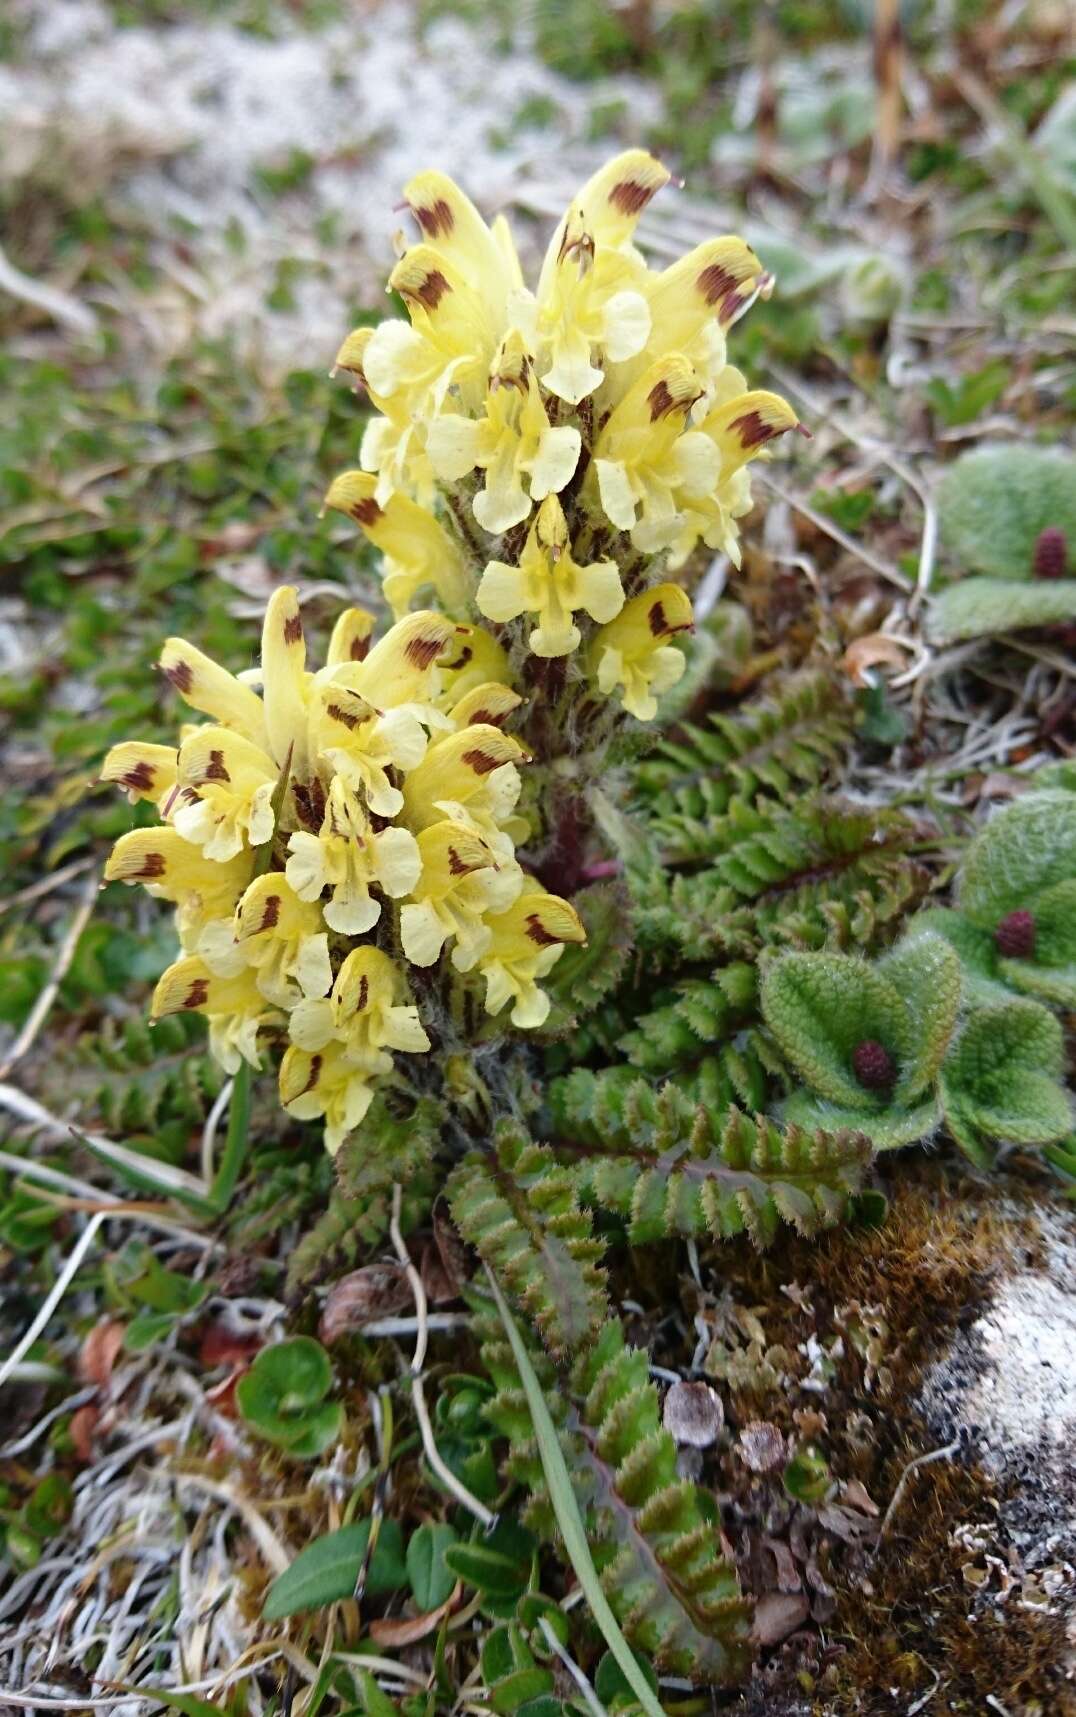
102, 151, 797, 1157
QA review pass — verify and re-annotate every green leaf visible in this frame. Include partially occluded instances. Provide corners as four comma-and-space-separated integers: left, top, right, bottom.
262, 1518, 407, 1619
125, 1311, 180, 1352
24, 1474, 74, 1539
444, 1520, 535, 1598
760, 951, 909, 1108
594, 1649, 659, 1705
960, 793, 1076, 928
928, 577, 1076, 644
236, 1336, 342, 1457
877, 933, 961, 1103
936, 445, 1076, 578
406, 1522, 459, 1610
939, 999, 1070, 1153
784, 1090, 941, 1152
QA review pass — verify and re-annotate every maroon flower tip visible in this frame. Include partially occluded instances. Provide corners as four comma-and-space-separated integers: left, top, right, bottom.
852, 1039, 897, 1091
995, 908, 1036, 959
1033, 526, 1068, 580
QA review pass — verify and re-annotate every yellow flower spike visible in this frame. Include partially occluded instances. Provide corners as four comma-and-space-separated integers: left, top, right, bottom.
477, 889, 586, 1028
591, 583, 694, 721
288, 945, 430, 1066
447, 682, 523, 730
477, 493, 623, 658
159, 636, 268, 750
105, 828, 254, 940
99, 742, 178, 806
426, 332, 581, 535
260, 586, 311, 780
400, 820, 522, 971
233, 872, 332, 1008
151, 956, 277, 1074
172, 726, 278, 862
323, 470, 470, 618
279, 1040, 377, 1155
326, 606, 376, 668
401, 724, 526, 855
591, 354, 720, 553
285, 776, 421, 934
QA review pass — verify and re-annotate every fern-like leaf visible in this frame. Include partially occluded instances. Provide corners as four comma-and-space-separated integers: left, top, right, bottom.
448, 1119, 608, 1360
634, 669, 851, 823
477, 1309, 753, 1683
547, 1071, 870, 1245
621, 964, 757, 1071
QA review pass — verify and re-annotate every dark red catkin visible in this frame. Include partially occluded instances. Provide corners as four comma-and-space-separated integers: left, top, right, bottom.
1033, 527, 1068, 580
852, 1039, 897, 1091
995, 909, 1036, 959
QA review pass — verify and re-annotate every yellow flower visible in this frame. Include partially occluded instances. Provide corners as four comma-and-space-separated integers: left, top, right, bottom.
591, 354, 719, 554
400, 167, 523, 331
172, 726, 278, 862
400, 820, 521, 970
334, 326, 437, 508
591, 583, 694, 720
99, 742, 178, 807
105, 829, 253, 957
518, 151, 671, 405
323, 470, 470, 618
279, 1040, 378, 1156
401, 724, 526, 861
476, 889, 586, 1028
680, 385, 801, 564
233, 872, 332, 1008
285, 777, 421, 934
426, 332, 581, 535
151, 957, 277, 1073
613, 236, 770, 403
477, 494, 623, 657
287, 946, 430, 1068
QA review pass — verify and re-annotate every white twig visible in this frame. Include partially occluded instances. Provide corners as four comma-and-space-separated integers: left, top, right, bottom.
389, 1184, 497, 1530
539, 1619, 608, 1717
0, 1212, 107, 1391
0, 869, 101, 1081
752, 469, 910, 591
876, 1437, 962, 1545
0, 1082, 213, 1205
200, 1078, 235, 1184
0, 245, 98, 335
0, 857, 95, 917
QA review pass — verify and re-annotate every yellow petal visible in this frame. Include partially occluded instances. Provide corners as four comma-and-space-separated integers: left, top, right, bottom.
595, 582, 694, 657
234, 872, 320, 944
701, 389, 800, 479
260, 586, 310, 777
99, 742, 178, 804
645, 236, 767, 345
327, 606, 377, 667
159, 638, 267, 749
357, 610, 461, 707
448, 682, 523, 729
